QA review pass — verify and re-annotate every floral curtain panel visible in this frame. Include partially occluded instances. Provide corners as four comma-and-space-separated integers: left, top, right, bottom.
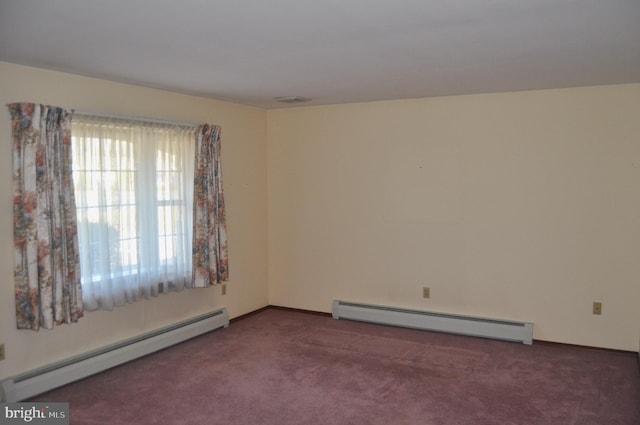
192, 124, 229, 287
9, 103, 83, 330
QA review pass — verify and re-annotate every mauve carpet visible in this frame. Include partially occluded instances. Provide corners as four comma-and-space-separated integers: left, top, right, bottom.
32, 308, 640, 425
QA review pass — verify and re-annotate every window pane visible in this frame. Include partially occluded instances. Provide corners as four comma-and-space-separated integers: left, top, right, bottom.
71, 116, 195, 309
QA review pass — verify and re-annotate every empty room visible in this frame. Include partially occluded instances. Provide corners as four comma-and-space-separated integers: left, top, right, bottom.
0, 1, 639, 424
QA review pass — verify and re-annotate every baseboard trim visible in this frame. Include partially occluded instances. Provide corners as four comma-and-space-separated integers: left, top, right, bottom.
532, 339, 637, 356
230, 306, 272, 323
255, 305, 638, 356
267, 305, 332, 318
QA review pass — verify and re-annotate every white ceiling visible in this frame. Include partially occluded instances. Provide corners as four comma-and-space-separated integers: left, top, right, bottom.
1, 0, 639, 109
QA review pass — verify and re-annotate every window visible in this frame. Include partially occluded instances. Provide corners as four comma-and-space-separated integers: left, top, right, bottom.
71, 115, 196, 310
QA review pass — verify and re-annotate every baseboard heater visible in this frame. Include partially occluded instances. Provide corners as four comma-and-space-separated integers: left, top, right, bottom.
332, 300, 533, 345
0, 307, 229, 402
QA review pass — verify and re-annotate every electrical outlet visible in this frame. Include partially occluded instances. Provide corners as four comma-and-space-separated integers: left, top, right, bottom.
423, 287, 430, 299
0, 343, 5, 361
592, 302, 602, 315
221, 284, 227, 296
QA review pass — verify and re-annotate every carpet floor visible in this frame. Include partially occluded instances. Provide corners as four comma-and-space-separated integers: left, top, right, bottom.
32, 308, 640, 424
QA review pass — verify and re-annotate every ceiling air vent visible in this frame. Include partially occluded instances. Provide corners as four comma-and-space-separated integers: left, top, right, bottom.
273, 96, 312, 104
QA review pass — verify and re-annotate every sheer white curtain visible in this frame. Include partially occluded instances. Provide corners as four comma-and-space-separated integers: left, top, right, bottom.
72, 115, 196, 310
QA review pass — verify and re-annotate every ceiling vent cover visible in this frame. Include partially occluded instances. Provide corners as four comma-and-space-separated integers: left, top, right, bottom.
273, 96, 312, 104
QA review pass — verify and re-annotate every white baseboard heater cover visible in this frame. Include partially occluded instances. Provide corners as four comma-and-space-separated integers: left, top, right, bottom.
1, 307, 229, 402
332, 300, 533, 345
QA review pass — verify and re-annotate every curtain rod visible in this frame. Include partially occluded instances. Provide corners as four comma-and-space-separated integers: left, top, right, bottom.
74, 110, 199, 129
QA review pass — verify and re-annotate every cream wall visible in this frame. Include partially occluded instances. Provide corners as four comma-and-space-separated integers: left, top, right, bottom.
267, 84, 640, 351
0, 62, 269, 380
0, 60, 637, 382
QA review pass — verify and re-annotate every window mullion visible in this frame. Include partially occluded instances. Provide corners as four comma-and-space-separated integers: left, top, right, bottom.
135, 127, 160, 285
